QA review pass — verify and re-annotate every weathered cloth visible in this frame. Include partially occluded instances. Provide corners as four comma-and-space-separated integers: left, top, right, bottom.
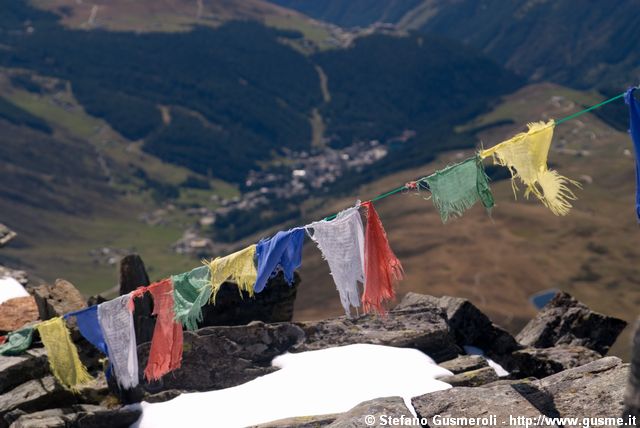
362, 202, 403, 315
207, 245, 257, 302
425, 156, 494, 223
625, 87, 640, 220
172, 266, 211, 331
480, 120, 579, 215
254, 228, 304, 293
36, 317, 94, 391
65, 306, 108, 356
306, 205, 365, 316
0, 326, 34, 356
98, 295, 139, 389
144, 278, 183, 381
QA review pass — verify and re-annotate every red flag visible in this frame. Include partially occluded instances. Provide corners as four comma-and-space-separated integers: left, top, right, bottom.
144, 278, 184, 381
362, 201, 404, 315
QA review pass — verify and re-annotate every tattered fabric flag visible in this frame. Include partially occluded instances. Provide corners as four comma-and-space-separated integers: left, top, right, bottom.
207, 245, 257, 302
424, 156, 494, 223
254, 228, 304, 293
98, 295, 139, 389
625, 87, 640, 220
479, 120, 580, 215
65, 306, 108, 356
306, 205, 365, 317
172, 266, 211, 331
144, 278, 183, 381
362, 201, 403, 315
0, 326, 34, 356
36, 317, 94, 391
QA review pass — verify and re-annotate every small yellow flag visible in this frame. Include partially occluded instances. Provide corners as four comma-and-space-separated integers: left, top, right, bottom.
480, 120, 580, 215
36, 317, 94, 391
206, 244, 258, 302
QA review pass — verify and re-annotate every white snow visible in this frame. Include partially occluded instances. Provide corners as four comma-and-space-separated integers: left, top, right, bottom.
463, 345, 510, 377
0, 277, 29, 305
132, 344, 453, 428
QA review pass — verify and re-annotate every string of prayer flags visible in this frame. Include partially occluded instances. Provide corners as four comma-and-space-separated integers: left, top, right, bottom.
144, 279, 183, 382
172, 266, 212, 331
424, 156, 494, 223
480, 120, 580, 215
64, 306, 109, 359
36, 317, 94, 391
98, 295, 139, 389
361, 202, 403, 315
625, 87, 640, 220
254, 228, 304, 293
207, 245, 258, 302
0, 326, 34, 356
306, 205, 365, 317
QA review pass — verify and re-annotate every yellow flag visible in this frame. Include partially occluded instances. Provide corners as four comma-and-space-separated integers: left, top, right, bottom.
36, 317, 94, 391
206, 244, 258, 302
480, 120, 580, 215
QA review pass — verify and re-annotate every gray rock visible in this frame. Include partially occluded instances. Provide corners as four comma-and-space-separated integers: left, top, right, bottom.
0, 350, 48, 395
327, 397, 419, 428
296, 302, 460, 363
535, 357, 628, 423
7, 404, 141, 428
0, 377, 76, 427
439, 366, 499, 387
509, 345, 602, 378
516, 292, 627, 355
396, 293, 520, 361
624, 319, 640, 423
137, 321, 305, 394
32, 279, 87, 321
412, 381, 559, 427
440, 355, 488, 374
250, 414, 338, 428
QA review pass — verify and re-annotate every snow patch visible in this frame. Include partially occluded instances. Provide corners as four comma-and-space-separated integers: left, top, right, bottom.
133, 344, 453, 428
0, 276, 29, 305
463, 345, 510, 377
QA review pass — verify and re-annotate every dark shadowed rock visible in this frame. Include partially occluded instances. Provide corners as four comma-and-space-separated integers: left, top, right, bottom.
509, 345, 602, 378
6, 404, 141, 428
327, 397, 419, 428
137, 321, 305, 394
295, 302, 460, 362
0, 349, 48, 395
624, 319, 640, 423
395, 293, 520, 360
536, 357, 628, 422
199, 272, 299, 327
118, 254, 153, 345
412, 380, 559, 427
439, 366, 499, 387
516, 292, 627, 355
0, 297, 39, 334
250, 414, 338, 428
440, 355, 489, 374
32, 279, 87, 321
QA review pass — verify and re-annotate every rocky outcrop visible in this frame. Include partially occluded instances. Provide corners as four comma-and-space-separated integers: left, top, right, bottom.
0, 297, 39, 334
623, 319, 640, 423
32, 279, 87, 321
439, 366, 499, 387
0, 350, 49, 394
509, 345, 602, 378
5, 404, 141, 428
516, 292, 627, 355
439, 355, 488, 374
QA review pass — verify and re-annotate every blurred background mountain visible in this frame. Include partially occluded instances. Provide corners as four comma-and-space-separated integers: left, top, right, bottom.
1, 0, 638, 357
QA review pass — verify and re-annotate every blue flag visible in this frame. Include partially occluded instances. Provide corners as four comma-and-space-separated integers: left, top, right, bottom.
254, 228, 304, 293
64, 306, 108, 356
625, 87, 640, 220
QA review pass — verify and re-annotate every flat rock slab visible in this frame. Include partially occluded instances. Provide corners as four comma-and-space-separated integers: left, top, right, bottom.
0, 349, 48, 395
516, 292, 626, 355
327, 396, 419, 428
440, 355, 489, 374
412, 382, 559, 428
510, 345, 602, 378
32, 279, 87, 321
439, 366, 499, 387
535, 356, 628, 425
7, 404, 141, 428
295, 304, 460, 363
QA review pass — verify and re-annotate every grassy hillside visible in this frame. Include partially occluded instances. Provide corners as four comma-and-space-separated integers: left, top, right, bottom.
294, 83, 639, 361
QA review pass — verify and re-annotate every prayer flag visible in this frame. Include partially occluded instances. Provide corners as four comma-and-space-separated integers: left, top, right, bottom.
207, 245, 257, 302
625, 87, 640, 219
172, 266, 212, 331
254, 228, 304, 294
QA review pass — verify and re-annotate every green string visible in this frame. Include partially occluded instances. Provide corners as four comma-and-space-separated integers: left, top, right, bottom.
321, 89, 634, 222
